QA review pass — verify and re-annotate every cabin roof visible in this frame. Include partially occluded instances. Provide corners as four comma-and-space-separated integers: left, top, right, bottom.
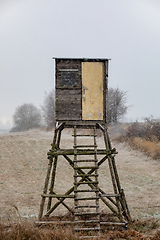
53, 57, 111, 61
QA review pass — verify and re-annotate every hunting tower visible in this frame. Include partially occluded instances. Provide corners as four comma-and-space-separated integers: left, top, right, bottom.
38, 58, 131, 238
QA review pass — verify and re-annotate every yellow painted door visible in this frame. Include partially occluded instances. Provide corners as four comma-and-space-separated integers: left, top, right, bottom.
82, 62, 103, 120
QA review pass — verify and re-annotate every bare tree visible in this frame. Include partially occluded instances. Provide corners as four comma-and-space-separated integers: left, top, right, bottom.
42, 91, 55, 129
107, 87, 128, 123
10, 103, 42, 132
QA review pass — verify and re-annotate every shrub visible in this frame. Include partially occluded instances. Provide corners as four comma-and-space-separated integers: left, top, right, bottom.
127, 117, 160, 141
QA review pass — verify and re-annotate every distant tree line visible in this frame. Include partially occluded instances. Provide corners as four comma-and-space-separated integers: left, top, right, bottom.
10, 87, 128, 132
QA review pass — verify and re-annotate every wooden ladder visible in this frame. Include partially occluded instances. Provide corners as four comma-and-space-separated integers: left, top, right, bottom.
73, 126, 100, 238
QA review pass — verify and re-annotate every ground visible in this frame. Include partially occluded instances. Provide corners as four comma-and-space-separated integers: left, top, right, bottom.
0, 129, 160, 232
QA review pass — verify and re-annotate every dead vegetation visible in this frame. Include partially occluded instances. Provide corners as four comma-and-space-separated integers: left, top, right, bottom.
125, 137, 160, 160
110, 118, 160, 160
0, 221, 76, 240
1, 215, 160, 240
0, 207, 160, 240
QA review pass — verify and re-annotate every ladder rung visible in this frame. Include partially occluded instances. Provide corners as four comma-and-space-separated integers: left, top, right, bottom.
74, 174, 98, 178
74, 166, 98, 170
100, 194, 120, 197
72, 134, 97, 137
74, 227, 100, 231
41, 194, 74, 198
79, 236, 100, 239
37, 221, 126, 226
74, 145, 97, 148
49, 149, 111, 155
74, 189, 98, 192
74, 181, 98, 185
75, 197, 99, 200
75, 205, 98, 208
75, 220, 100, 223
37, 221, 74, 225
74, 160, 97, 162
100, 222, 127, 226
75, 212, 100, 216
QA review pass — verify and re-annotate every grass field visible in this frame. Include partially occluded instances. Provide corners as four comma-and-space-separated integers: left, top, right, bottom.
0, 128, 160, 239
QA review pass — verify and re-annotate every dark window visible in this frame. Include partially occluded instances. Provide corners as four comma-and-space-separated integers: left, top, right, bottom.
61, 72, 77, 86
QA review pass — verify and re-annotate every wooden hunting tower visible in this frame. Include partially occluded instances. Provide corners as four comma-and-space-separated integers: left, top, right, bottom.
38, 58, 131, 238
55, 58, 108, 125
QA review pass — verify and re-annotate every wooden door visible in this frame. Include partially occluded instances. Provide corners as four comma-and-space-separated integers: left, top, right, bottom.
82, 62, 103, 120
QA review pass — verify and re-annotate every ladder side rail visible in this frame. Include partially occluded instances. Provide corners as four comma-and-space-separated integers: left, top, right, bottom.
93, 126, 100, 236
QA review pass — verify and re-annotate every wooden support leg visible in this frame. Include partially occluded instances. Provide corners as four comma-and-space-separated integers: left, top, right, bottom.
47, 126, 63, 211
39, 123, 65, 220
38, 157, 53, 220
97, 123, 132, 222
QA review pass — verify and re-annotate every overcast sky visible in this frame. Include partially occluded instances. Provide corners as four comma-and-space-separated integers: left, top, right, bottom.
1, 0, 160, 128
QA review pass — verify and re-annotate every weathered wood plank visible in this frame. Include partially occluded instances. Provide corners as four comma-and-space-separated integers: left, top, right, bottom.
42, 194, 74, 198
47, 148, 117, 156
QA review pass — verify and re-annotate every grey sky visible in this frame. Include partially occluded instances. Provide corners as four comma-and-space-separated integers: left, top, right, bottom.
0, 0, 160, 128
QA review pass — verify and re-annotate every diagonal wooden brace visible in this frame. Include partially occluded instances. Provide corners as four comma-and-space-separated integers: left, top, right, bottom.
45, 153, 121, 219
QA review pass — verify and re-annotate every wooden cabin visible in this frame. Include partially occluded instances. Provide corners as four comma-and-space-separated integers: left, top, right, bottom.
54, 58, 109, 126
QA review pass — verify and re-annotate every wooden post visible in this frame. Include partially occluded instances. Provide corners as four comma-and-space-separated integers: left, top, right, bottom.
39, 123, 65, 220
47, 125, 63, 211
38, 157, 53, 220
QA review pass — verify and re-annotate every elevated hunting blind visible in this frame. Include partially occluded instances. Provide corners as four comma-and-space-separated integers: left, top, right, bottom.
55, 58, 108, 125
38, 58, 131, 238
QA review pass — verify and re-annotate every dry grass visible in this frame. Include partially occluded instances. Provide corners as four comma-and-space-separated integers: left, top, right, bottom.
0, 221, 76, 240
124, 118, 160, 160
1, 218, 160, 240
129, 218, 160, 236
109, 121, 160, 160
0, 185, 159, 239
127, 137, 160, 160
